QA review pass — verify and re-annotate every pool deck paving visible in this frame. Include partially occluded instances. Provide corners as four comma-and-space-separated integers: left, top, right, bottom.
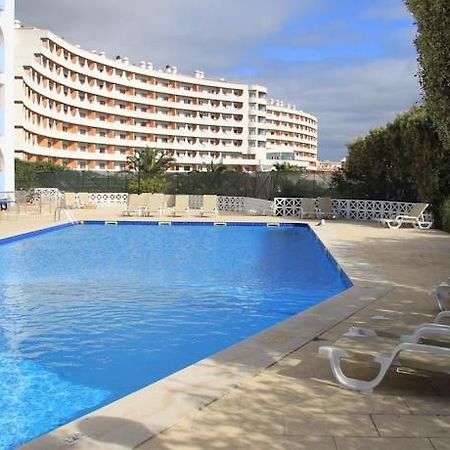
3, 209, 449, 450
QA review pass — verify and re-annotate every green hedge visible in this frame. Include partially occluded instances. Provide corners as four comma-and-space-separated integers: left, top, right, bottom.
442, 198, 450, 233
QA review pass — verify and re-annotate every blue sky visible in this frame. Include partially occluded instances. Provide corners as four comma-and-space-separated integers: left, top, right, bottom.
16, 0, 421, 160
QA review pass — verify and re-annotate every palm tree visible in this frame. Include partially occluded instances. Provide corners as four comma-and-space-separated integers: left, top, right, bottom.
203, 161, 232, 173
273, 162, 304, 173
127, 147, 175, 176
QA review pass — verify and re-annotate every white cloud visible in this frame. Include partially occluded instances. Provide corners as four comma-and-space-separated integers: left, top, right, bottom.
256, 57, 420, 159
363, 0, 413, 21
16, 0, 308, 71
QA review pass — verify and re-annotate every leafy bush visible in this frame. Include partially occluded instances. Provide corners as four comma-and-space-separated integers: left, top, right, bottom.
441, 198, 450, 233
128, 176, 167, 194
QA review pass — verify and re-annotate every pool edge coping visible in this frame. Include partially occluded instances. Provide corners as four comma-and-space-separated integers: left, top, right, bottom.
18, 219, 390, 450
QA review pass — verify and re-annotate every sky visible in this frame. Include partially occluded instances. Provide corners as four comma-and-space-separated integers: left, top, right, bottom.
15, 0, 421, 161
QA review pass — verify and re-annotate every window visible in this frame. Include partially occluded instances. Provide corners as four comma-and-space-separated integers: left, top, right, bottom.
80, 111, 86, 118
80, 145, 87, 152
99, 147, 105, 154
99, 115, 106, 121
98, 163, 106, 170
63, 126, 68, 132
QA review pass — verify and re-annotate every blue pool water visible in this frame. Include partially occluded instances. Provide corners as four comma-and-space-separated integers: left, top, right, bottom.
0, 223, 350, 448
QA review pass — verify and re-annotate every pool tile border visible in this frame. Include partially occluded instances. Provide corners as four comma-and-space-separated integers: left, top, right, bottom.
0, 222, 78, 246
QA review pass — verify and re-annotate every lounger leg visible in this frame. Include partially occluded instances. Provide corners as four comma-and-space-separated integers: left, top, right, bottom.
387, 219, 402, 229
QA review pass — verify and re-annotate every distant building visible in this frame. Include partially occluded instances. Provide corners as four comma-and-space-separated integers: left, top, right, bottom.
13, 25, 319, 173
317, 160, 344, 173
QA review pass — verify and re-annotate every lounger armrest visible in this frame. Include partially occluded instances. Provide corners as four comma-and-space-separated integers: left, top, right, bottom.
434, 311, 450, 323
401, 323, 450, 343
320, 342, 450, 392
319, 345, 386, 392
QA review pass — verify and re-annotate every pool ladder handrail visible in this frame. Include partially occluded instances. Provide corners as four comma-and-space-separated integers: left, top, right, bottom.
54, 206, 78, 225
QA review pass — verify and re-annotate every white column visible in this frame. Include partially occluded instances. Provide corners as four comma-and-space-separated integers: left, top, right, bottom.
0, 0, 15, 192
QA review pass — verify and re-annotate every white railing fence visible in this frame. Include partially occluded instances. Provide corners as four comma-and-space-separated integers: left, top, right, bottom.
274, 198, 433, 222
23, 190, 435, 223
218, 196, 274, 215
84, 193, 128, 206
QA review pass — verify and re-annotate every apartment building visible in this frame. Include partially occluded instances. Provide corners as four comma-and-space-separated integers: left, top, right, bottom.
14, 25, 318, 173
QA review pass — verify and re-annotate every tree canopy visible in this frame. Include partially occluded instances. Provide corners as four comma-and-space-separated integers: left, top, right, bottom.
405, 0, 450, 227
127, 148, 174, 176
333, 106, 443, 203
406, 0, 450, 151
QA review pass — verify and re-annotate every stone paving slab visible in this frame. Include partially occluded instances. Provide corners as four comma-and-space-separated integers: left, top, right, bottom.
335, 437, 435, 450
431, 438, 450, 449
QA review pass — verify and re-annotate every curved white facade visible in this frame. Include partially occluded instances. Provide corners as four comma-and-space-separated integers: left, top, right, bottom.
14, 27, 318, 172
0, 0, 15, 191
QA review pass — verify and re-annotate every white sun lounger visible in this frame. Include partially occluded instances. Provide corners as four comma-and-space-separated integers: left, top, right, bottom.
143, 193, 166, 217
63, 192, 79, 209
172, 195, 190, 217
379, 203, 432, 229
300, 198, 318, 219
200, 195, 218, 217
77, 192, 91, 208
343, 316, 450, 344
319, 342, 450, 392
317, 197, 336, 219
122, 194, 151, 216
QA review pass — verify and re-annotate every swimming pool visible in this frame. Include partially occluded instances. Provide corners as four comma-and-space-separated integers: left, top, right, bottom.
0, 222, 350, 449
